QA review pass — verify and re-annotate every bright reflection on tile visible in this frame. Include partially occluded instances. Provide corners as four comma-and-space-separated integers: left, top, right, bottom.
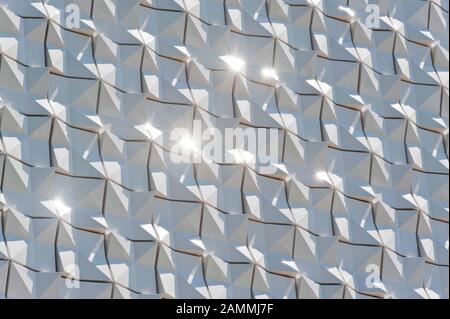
54, 199, 71, 216
261, 67, 279, 81
315, 171, 330, 182
338, 5, 356, 17
220, 55, 245, 72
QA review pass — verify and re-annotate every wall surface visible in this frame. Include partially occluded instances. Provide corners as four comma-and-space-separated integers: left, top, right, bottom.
0, 0, 448, 299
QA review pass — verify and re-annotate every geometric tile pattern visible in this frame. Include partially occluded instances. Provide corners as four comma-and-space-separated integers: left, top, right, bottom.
0, 0, 448, 299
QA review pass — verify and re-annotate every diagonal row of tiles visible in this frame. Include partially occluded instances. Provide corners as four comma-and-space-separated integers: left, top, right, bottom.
0, 0, 448, 299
